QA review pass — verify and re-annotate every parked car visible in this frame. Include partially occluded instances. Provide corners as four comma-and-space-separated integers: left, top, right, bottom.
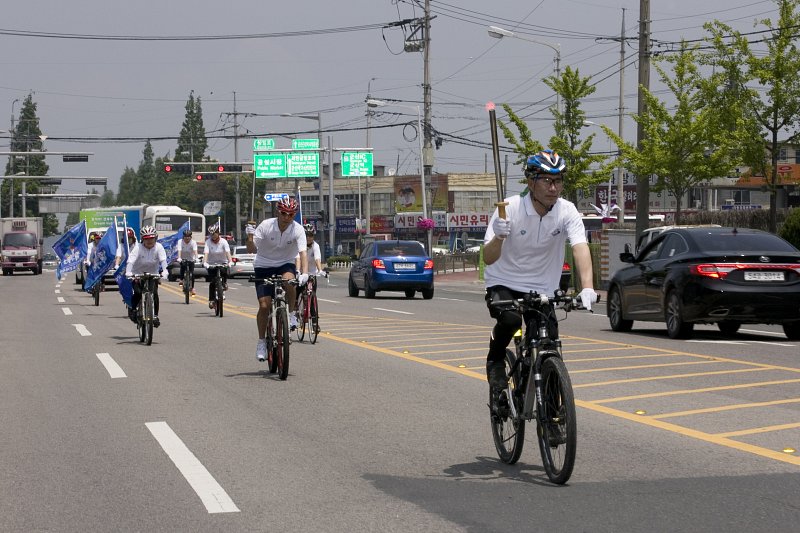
348, 240, 434, 299
607, 227, 800, 340
229, 245, 255, 278
635, 224, 721, 253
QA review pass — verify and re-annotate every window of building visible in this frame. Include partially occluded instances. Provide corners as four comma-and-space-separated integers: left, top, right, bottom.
733, 190, 751, 205
336, 194, 358, 216
454, 190, 493, 212
779, 147, 788, 161
370, 193, 393, 215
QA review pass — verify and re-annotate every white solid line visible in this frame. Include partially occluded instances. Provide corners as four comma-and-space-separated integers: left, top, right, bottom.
373, 307, 414, 315
54, 289, 61, 294
72, 324, 91, 336
62, 308, 73, 316
686, 339, 746, 345
57, 297, 65, 303
740, 328, 786, 337
145, 421, 240, 514
437, 297, 465, 301
750, 340, 797, 348
96, 353, 126, 378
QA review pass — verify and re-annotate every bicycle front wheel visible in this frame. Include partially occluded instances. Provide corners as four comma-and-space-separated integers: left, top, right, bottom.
184, 273, 191, 304
216, 281, 224, 317
295, 294, 306, 342
267, 316, 278, 374
93, 285, 100, 306
143, 292, 154, 346
275, 306, 290, 380
490, 349, 525, 464
308, 293, 319, 344
536, 356, 577, 485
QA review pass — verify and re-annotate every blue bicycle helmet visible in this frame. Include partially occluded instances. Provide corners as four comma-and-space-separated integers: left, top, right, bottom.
524, 149, 566, 177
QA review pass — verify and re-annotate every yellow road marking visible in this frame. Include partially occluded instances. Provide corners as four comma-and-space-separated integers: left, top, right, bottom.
590, 378, 800, 404
574, 367, 768, 388
715, 422, 800, 438
652, 398, 800, 419
568, 352, 689, 363
570, 360, 723, 374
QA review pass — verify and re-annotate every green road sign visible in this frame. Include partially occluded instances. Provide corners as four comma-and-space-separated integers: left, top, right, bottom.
341, 152, 374, 177
254, 153, 286, 178
287, 152, 319, 177
253, 138, 275, 151
291, 138, 320, 150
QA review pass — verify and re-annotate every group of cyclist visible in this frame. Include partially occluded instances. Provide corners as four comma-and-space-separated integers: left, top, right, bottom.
80, 147, 597, 393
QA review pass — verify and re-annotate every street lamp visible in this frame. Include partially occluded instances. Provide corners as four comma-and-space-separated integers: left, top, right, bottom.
488, 26, 561, 114
366, 98, 431, 253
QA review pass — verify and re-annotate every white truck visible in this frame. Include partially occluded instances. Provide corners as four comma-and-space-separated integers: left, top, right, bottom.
1, 217, 44, 275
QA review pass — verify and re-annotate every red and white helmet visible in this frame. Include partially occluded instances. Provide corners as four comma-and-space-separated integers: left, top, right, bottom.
277, 197, 299, 215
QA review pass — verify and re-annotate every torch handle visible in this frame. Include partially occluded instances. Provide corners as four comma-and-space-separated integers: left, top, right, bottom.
496, 202, 508, 220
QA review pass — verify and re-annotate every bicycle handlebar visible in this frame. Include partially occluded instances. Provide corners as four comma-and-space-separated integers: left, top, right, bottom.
489, 290, 600, 313
248, 275, 299, 286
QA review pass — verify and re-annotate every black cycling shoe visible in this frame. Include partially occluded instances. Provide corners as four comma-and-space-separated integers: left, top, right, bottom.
128, 308, 137, 323
486, 360, 508, 390
153, 316, 160, 328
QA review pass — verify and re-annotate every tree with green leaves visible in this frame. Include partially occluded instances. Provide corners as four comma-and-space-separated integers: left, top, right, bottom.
605, 42, 738, 224
176, 91, 207, 165
705, 0, 800, 233
498, 66, 610, 203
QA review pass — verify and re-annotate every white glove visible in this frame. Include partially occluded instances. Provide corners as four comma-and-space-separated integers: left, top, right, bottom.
491, 217, 511, 239
203, 262, 210, 270
228, 261, 235, 269
297, 273, 309, 285
578, 288, 598, 311
160, 271, 169, 280
322, 270, 329, 278
245, 224, 256, 235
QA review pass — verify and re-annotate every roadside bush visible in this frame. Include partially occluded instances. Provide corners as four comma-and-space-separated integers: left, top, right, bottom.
778, 208, 800, 249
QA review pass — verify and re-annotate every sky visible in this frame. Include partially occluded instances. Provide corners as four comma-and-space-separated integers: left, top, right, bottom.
0, 0, 781, 198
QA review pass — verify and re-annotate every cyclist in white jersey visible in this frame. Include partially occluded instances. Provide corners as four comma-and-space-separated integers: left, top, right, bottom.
203, 224, 232, 309
245, 196, 308, 361
125, 225, 169, 327
176, 229, 198, 296
295, 223, 327, 290
483, 150, 597, 390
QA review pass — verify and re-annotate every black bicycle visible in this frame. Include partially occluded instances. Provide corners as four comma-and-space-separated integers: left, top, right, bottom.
295, 272, 326, 344
488, 290, 595, 484
250, 275, 297, 380
132, 273, 159, 346
208, 264, 227, 317
181, 260, 194, 305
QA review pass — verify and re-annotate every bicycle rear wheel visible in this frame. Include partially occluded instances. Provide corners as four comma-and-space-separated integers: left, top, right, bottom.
536, 356, 577, 484
275, 306, 290, 380
490, 349, 525, 464
295, 293, 306, 342
216, 279, 224, 317
93, 284, 100, 306
308, 293, 319, 344
266, 316, 278, 374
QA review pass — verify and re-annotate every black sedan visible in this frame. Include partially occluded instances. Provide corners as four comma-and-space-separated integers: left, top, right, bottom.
348, 240, 434, 299
607, 227, 800, 340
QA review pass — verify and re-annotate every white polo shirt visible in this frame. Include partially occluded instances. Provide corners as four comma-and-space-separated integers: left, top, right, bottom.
125, 242, 168, 276
204, 238, 230, 265
253, 218, 307, 268
484, 193, 587, 294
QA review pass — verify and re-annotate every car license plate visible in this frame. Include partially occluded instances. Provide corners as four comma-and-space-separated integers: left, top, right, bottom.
394, 263, 416, 271
744, 271, 784, 281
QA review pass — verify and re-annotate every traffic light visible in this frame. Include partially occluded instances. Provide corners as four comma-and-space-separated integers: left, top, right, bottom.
194, 173, 217, 181
216, 164, 242, 172
164, 163, 190, 174
63, 155, 89, 162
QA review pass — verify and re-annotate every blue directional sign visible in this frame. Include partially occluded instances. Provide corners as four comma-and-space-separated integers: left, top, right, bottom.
263, 193, 290, 202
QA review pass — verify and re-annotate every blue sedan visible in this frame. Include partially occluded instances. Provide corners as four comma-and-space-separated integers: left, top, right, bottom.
348, 240, 434, 299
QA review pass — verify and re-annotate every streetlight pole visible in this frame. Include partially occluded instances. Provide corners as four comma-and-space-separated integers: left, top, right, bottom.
9, 98, 20, 217
365, 77, 377, 236
366, 99, 430, 253
488, 26, 561, 115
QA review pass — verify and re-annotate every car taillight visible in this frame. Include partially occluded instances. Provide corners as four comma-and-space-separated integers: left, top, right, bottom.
424, 259, 434, 269
690, 263, 800, 279
372, 259, 385, 269
231, 257, 239, 263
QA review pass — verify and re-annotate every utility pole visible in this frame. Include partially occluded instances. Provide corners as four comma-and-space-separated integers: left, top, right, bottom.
327, 135, 335, 255
422, 0, 434, 220
635, 0, 651, 239
616, 8, 627, 223
365, 77, 375, 236
233, 91, 242, 243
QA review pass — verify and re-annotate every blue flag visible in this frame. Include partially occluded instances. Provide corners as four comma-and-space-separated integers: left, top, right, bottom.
84, 223, 118, 292
53, 220, 88, 280
114, 218, 134, 307
158, 221, 190, 265
294, 189, 303, 225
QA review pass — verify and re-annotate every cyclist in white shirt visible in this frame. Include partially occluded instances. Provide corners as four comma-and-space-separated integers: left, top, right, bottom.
125, 225, 169, 327
245, 196, 308, 362
203, 224, 233, 310
176, 228, 198, 296
295, 223, 327, 292
483, 150, 597, 390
